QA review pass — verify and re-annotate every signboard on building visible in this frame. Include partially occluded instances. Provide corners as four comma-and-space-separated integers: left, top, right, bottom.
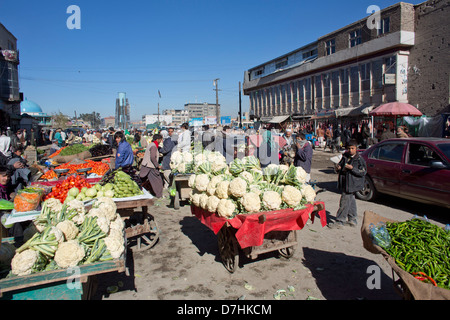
189, 117, 203, 127
220, 116, 231, 125
384, 74, 396, 85
205, 116, 217, 125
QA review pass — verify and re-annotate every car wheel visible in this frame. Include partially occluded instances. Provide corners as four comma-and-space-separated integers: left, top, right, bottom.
356, 176, 377, 201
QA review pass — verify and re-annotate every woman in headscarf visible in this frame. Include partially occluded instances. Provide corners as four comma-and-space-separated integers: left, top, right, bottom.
139, 134, 164, 198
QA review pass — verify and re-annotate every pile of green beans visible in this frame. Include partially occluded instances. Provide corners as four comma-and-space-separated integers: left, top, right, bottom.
384, 218, 450, 290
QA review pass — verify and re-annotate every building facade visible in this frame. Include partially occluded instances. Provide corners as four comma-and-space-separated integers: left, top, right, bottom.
163, 109, 189, 126
243, 0, 449, 122
0, 22, 21, 130
184, 103, 220, 121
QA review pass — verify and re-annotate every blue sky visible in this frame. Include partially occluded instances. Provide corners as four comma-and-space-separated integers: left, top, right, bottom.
0, 0, 423, 121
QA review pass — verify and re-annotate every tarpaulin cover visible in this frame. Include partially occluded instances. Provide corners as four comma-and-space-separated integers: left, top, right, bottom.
191, 202, 326, 249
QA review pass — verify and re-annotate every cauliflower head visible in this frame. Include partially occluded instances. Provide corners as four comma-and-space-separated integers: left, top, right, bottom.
262, 191, 282, 210
188, 174, 197, 188
198, 193, 209, 210
54, 240, 85, 269
241, 192, 261, 213
206, 175, 223, 196
190, 191, 201, 207
206, 195, 220, 213
56, 220, 79, 241
215, 180, 230, 199
43, 197, 63, 213
229, 177, 247, 198
239, 171, 253, 183
109, 214, 125, 233
11, 249, 38, 276
217, 199, 236, 218
195, 174, 210, 192
66, 199, 86, 225
282, 185, 302, 207
104, 235, 125, 259
93, 197, 117, 221
301, 184, 316, 203
182, 152, 193, 163
296, 167, 308, 184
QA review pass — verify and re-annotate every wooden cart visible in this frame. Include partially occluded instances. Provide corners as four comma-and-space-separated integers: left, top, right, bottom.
192, 202, 326, 273
0, 238, 126, 300
171, 173, 194, 210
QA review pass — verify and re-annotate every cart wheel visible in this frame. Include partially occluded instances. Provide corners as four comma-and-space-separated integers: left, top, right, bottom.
127, 214, 160, 252
217, 226, 239, 273
278, 246, 295, 259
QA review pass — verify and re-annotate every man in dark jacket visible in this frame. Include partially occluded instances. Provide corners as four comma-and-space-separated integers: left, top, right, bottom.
294, 133, 313, 182
160, 128, 178, 188
329, 139, 366, 229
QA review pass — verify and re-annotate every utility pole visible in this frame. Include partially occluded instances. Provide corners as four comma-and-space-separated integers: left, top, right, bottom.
213, 78, 221, 126
239, 81, 242, 128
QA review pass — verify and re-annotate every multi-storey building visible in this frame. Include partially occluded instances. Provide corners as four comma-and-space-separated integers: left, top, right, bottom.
243, 0, 449, 126
0, 22, 21, 130
163, 109, 189, 126
184, 103, 220, 121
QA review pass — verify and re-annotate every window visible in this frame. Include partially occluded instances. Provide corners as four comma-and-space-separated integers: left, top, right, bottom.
325, 39, 336, 55
304, 78, 311, 100
275, 59, 288, 70
340, 69, 349, 94
332, 71, 340, 96
254, 68, 264, 77
298, 80, 304, 101
361, 63, 371, 91
323, 74, 330, 98
385, 56, 396, 74
378, 17, 390, 35
370, 143, 405, 162
349, 29, 362, 47
292, 81, 298, 104
407, 144, 443, 166
302, 49, 318, 60
315, 76, 322, 98
372, 60, 383, 89
350, 66, 359, 93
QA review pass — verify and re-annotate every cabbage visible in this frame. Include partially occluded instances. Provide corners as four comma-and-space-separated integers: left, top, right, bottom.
85, 187, 97, 198
104, 190, 115, 198
64, 195, 75, 203
81, 187, 88, 194
102, 183, 113, 191
97, 190, 104, 198
68, 187, 80, 197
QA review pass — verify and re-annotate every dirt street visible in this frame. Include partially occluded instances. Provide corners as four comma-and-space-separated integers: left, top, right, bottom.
92, 148, 449, 301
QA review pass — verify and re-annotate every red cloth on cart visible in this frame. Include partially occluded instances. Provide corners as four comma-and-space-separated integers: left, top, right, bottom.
191, 202, 326, 249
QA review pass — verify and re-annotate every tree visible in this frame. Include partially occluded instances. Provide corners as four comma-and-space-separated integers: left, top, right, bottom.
51, 112, 70, 129
79, 112, 101, 128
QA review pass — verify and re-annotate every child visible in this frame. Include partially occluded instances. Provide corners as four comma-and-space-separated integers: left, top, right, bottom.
0, 166, 13, 200
328, 139, 367, 229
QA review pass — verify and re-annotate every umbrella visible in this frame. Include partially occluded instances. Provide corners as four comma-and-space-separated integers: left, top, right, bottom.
369, 102, 422, 117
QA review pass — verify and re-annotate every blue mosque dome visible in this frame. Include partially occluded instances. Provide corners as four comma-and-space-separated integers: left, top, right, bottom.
20, 99, 43, 114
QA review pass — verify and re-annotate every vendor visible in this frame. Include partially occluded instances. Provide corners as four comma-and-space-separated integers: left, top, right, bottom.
140, 134, 164, 198
0, 165, 26, 238
114, 131, 134, 170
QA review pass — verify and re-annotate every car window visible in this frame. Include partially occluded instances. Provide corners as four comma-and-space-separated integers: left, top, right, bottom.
407, 143, 443, 166
370, 142, 405, 163
436, 143, 450, 161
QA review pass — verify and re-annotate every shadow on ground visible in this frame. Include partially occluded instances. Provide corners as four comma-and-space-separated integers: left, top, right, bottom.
301, 247, 400, 300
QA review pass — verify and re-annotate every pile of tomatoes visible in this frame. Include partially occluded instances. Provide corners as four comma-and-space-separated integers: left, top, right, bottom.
44, 175, 93, 203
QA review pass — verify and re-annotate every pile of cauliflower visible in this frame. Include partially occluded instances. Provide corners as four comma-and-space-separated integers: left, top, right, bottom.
7, 197, 125, 277
170, 150, 228, 175
189, 155, 317, 219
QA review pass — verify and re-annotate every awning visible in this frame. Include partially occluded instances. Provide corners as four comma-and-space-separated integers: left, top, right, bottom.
311, 110, 336, 120
268, 115, 291, 123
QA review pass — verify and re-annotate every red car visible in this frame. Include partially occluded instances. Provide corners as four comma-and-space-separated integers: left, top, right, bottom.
356, 138, 450, 209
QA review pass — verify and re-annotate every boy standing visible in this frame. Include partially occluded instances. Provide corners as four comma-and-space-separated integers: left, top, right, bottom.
328, 139, 366, 229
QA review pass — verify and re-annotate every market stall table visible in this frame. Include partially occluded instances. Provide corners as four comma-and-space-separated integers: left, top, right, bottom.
192, 202, 326, 273
0, 237, 126, 300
